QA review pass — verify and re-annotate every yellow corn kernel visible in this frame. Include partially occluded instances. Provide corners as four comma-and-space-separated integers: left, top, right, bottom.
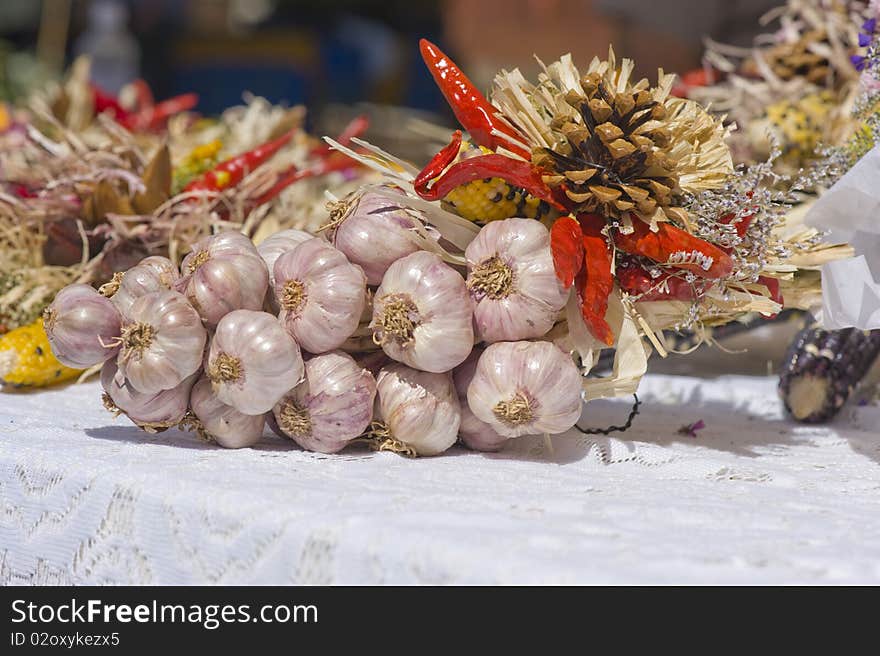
0, 319, 81, 389
442, 178, 546, 222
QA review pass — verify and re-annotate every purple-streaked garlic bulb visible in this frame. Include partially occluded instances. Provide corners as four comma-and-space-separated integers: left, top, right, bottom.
44, 283, 121, 368
326, 186, 427, 285
374, 363, 460, 456
452, 349, 508, 452
274, 238, 366, 354
100, 359, 195, 433
177, 230, 268, 327
467, 341, 582, 438
207, 309, 303, 415
370, 251, 473, 373
116, 290, 206, 394
272, 351, 376, 453
106, 255, 180, 315
465, 218, 568, 343
189, 376, 265, 449
257, 229, 314, 289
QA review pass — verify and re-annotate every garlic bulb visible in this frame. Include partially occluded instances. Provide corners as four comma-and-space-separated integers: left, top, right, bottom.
44, 284, 121, 368
326, 187, 426, 285
189, 376, 265, 449
207, 309, 303, 414
117, 290, 206, 394
272, 351, 376, 453
177, 231, 268, 327
108, 256, 179, 315
101, 359, 194, 432
370, 251, 473, 373
465, 218, 567, 343
467, 341, 582, 438
257, 229, 314, 289
452, 349, 508, 452
274, 238, 366, 354
375, 363, 460, 456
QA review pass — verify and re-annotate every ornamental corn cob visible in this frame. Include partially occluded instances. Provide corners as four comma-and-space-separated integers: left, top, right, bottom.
0, 318, 81, 388
778, 325, 880, 423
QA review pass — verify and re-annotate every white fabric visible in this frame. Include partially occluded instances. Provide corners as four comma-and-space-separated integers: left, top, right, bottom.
1, 350, 879, 584
805, 145, 880, 329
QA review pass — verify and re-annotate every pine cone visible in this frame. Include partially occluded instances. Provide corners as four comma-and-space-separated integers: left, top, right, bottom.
532, 71, 683, 223
741, 29, 831, 85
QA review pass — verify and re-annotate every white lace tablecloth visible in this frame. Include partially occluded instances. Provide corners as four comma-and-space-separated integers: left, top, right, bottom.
2, 328, 879, 585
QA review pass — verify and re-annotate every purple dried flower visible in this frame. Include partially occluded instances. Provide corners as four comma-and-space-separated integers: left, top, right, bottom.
678, 419, 706, 438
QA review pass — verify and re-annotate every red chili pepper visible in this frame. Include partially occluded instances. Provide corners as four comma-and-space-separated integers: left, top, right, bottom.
671, 67, 722, 98
310, 114, 369, 159
549, 215, 584, 289
91, 84, 130, 121
129, 79, 155, 113
576, 214, 615, 346
184, 128, 295, 195
13, 184, 36, 199
612, 217, 734, 279
249, 152, 357, 209
120, 93, 198, 132
414, 133, 564, 211
757, 275, 783, 318
616, 259, 709, 301
414, 130, 463, 191
419, 39, 531, 160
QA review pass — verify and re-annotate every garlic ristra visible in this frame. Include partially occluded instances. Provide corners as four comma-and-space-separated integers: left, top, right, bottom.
108, 256, 179, 315
101, 359, 194, 432
371, 251, 473, 373
375, 363, 460, 456
467, 341, 582, 438
272, 351, 376, 453
189, 376, 265, 449
44, 283, 122, 368
452, 349, 508, 452
177, 231, 268, 327
274, 238, 366, 354
465, 218, 568, 343
116, 289, 206, 395
326, 187, 427, 285
207, 309, 303, 414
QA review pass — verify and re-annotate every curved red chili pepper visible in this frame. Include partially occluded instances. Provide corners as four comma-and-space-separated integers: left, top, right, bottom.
310, 114, 370, 158
414, 130, 464, 193
129, 79, 155, 113
91, 84, 130, 121
414, 143, 565, 211
549, 215, 584, 289
612, 217, 734, 279
576, 214, 615, 346
757, 275, 783, 318
419, 39, 531, 160
120, 93, 198, 132
184, 128, 295, 195
249, 152, 357, 209
616, 260, 709, 301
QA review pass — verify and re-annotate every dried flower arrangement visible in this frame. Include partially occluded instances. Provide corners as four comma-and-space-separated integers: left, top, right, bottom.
36, 39, 854, 457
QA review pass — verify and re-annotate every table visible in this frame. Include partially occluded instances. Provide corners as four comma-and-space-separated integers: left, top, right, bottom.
1, 326, 878, 584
